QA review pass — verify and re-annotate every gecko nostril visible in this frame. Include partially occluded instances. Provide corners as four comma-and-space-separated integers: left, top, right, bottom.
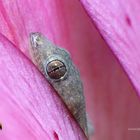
46, 59, 67, 79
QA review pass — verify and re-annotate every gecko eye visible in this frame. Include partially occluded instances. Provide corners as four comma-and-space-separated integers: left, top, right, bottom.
46, 60, 67, 80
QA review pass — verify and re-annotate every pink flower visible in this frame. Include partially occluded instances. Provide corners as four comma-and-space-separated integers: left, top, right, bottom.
0, 0, 139, 140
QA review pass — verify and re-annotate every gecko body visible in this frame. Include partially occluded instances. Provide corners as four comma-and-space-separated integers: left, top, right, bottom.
29, 32, 88, 136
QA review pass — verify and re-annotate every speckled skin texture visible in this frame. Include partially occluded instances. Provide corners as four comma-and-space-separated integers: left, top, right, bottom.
29, 32, 88, 136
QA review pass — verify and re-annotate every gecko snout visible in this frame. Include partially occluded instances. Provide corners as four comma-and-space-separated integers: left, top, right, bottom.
30, 32, 44, 48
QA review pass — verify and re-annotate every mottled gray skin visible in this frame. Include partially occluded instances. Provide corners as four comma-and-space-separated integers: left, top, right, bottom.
29, 32, 88, 136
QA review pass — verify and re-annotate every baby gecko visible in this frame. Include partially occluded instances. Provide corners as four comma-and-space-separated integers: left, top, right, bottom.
29, 32, 89, 137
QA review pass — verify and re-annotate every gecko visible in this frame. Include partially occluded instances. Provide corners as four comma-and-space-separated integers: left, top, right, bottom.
29, 32, 88, 137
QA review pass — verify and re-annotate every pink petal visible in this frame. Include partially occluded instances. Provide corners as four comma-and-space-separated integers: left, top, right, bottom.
0, 34, 87, 140
80, 0, 140, 139
81, 0, 140, 96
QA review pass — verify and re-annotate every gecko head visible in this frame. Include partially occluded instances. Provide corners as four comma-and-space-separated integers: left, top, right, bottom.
30, 32, 60, 56
29, 32, 71, 81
